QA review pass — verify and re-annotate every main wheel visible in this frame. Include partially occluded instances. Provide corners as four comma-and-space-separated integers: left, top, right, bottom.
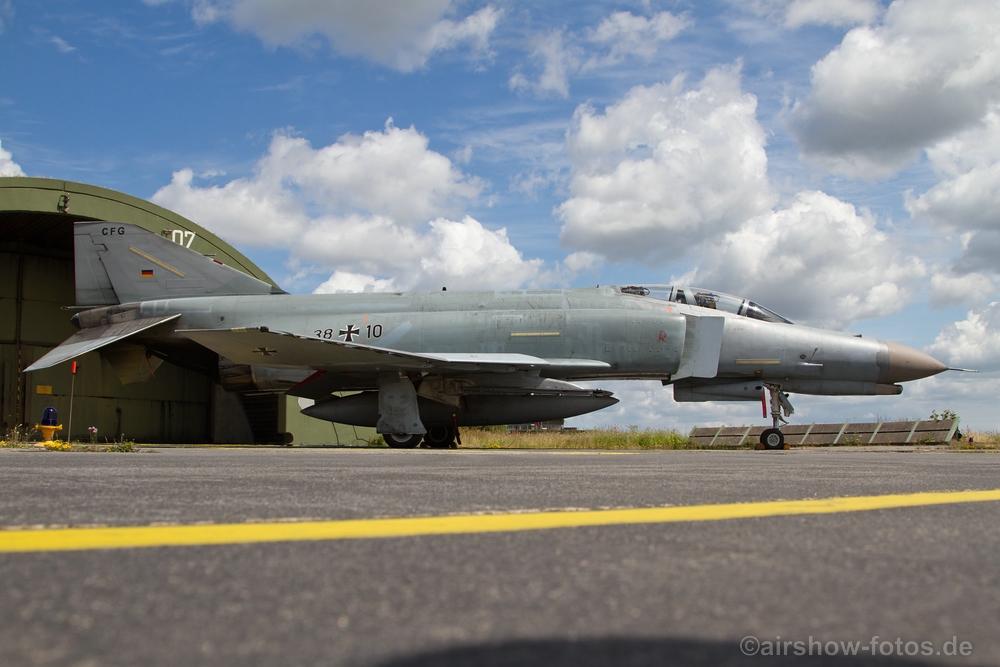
383, 433, 423, 449
760, 428, 786, 450
423, 425, 456, 449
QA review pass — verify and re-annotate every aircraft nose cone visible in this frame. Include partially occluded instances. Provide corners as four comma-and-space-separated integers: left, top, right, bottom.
884, 341, 948, 383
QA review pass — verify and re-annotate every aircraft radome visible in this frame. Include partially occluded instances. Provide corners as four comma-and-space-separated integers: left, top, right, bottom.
26, 222, 971, 450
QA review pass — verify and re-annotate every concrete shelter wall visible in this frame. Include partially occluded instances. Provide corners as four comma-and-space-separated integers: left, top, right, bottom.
283, 395, 377, 447
0, 177, 275, 286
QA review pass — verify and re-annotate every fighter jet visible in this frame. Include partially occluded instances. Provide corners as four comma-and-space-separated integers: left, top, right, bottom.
26, 222, 959, 449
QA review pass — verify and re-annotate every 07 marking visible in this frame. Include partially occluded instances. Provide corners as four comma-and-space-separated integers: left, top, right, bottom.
169, 229, 196, 248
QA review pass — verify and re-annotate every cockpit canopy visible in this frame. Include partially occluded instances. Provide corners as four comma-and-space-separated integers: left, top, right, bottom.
618, 284, 792, 324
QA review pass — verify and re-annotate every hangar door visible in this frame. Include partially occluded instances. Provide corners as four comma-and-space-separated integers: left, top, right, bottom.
0, 214, 212, 443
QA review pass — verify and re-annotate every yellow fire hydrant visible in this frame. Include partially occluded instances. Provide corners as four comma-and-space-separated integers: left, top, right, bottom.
36, 406, 63, 441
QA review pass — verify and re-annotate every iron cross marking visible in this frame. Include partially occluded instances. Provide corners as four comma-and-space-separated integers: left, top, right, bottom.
252, 347, 277, 356
339, 324, 361, 342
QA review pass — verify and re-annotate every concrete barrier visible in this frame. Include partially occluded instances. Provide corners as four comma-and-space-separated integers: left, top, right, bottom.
688, 419, 960, 447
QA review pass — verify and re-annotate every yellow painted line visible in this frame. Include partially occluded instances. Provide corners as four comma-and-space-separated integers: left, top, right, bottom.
538, 451, 636, 456
128, 246, 185, 277
735, 359, 781, 365
2, 489, 999, 554
510, 331, 561, 337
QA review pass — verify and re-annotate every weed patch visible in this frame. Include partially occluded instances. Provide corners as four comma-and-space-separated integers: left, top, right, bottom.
457, 426, 711, 450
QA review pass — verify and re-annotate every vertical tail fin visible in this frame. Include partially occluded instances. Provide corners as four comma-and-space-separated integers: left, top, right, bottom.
74, 222, 280, 305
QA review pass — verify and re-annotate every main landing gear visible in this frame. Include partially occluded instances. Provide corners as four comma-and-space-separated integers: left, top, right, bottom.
383, 424, 460, 449
377, 375, 461, 449
422, 425, 458, 449
758, 383, 794, 451
383, 433, 423, 449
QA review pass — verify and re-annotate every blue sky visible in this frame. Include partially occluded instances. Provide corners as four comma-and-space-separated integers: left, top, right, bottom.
3, 0, 1000, 430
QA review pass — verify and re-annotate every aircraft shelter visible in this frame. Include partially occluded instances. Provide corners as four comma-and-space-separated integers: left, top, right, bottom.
0, 176, 372, 445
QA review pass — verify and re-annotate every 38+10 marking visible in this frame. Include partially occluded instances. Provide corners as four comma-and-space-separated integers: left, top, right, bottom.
315, 324, 381, 342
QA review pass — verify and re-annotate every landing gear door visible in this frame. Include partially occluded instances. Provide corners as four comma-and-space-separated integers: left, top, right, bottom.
673, 315, 725, 380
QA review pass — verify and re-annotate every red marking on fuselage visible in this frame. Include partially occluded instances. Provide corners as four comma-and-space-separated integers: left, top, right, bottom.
288, 370, 326, 393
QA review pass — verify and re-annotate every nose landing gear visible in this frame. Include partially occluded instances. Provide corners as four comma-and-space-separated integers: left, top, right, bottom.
758, 383, 794, 450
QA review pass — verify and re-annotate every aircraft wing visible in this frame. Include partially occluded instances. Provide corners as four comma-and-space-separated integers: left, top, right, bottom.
25, 314, 182, 372
179, 327, 563, 373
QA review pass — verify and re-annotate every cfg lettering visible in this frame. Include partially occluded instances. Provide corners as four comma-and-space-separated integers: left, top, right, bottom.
101, 226, 126, 236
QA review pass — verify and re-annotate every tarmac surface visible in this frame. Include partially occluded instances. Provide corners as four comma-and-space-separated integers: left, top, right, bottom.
1, 447, 998, 666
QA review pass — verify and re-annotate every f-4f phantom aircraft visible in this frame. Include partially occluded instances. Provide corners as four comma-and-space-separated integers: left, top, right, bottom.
27, 222, 958, 449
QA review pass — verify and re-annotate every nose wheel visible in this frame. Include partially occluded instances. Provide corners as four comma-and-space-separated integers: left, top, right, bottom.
758, 383, 793, 450
760, 427, 785, 450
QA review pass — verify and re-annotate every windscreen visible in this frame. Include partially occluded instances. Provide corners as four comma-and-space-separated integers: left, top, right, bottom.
743, 301, 793, 324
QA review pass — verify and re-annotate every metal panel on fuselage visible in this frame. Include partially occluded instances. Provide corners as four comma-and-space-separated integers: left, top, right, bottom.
716, 318, 885, 383
138, 288, 687, 380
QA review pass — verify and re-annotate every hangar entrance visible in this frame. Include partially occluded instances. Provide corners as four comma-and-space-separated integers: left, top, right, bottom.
1, 211, 91, 434
1, 177, 374, 445
0, 190, 227, 443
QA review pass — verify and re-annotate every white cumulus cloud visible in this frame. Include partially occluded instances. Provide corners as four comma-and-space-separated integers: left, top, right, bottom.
554, 56, 929, 329
412, 217, 543, 290
294, 215, 543, 292
0, 139, 24, 176
909, 163, 1000, 234
907, 106, 1000, 277
152, 122, 549, 292
153, 121, 481, 246
152, 166, 305, 246
790, 0, 1000, 178
680, 190, 926, 330
929, 271, 996, 308
557, 64, 774, 263
313, 271, 396, 294
928, 302, 1000, 371
192, 0, 500, 71
907, 107, 1000, 231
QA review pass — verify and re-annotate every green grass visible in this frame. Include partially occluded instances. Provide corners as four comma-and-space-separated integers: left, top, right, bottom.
0, 437, 142, 452
950, 430, 1000, 451
458, 426, 725, 450
104, 441, 137, 453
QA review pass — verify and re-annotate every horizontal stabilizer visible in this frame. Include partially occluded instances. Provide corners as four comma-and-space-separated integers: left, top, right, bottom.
25, 314, 181, 372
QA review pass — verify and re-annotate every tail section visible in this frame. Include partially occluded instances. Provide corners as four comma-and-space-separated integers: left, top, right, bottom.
75, 222, 280, 305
